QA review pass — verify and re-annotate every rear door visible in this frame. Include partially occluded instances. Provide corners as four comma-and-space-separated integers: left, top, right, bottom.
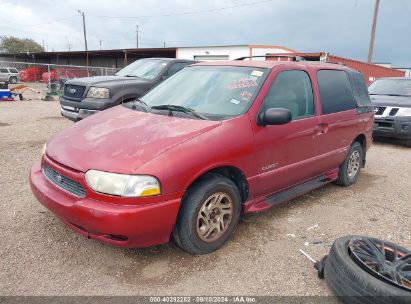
315, 69, 359, 172
252, 68, 321, 197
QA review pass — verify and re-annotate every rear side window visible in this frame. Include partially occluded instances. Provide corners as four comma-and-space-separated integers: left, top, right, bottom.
317, 70, 356, 114
0, 68, 8, 73
348, 71, 372, 111
164, 62, 189, 77
9, 68, 18, 73
261, 70, 314, 120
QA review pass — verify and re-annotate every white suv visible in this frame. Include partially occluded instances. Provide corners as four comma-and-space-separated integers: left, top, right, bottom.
0, 67, 19, 84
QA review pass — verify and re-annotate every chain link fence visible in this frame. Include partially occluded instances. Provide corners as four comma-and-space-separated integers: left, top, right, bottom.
0, 61, 118, 97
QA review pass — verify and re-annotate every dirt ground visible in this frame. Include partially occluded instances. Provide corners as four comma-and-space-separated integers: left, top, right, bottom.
0, 99, 410, 297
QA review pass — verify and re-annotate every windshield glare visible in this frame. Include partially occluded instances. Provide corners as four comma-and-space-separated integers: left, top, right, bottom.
140, 66, 268, 119
368, 79, 411, 97
116, 59, 171, 80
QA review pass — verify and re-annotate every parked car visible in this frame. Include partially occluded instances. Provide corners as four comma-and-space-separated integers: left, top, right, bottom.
0, 67, 19, 83
60, 58, 196, 122
30, 58, 374, 254
369, 77, 411, 147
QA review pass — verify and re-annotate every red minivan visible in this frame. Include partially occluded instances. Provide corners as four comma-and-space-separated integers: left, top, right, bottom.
30, 58, 374, 254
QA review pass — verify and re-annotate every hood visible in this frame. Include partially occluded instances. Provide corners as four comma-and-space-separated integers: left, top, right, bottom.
66, 75, 149, 87
46, 106, 221, 173
370, 94, 411, 107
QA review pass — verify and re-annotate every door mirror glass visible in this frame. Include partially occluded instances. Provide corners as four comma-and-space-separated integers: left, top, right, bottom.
258, 108, 292, 126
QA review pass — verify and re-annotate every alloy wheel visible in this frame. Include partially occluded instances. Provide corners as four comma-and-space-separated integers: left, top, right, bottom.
347, 150, 361, 179
196, 192, 233, 243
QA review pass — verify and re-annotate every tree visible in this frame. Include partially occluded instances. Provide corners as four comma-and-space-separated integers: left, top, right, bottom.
0, 36, 44, 53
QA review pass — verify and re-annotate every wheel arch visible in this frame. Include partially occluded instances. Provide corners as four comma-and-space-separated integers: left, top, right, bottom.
184, 165, 249, 204
353, 134, 366, 167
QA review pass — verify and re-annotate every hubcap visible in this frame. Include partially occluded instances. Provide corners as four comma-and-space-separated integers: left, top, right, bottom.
196, 192, 233, 243
347, 150, 361, 179
349, 237, 411, 291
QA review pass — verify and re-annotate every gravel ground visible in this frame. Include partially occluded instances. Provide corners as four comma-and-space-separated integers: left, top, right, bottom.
0, 99, 410, 297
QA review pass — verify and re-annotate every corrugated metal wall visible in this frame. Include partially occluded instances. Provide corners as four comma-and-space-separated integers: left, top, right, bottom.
327, 55, 405, 84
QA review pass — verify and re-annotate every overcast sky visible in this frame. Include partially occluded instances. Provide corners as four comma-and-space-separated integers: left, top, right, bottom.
1, 0, 410, 66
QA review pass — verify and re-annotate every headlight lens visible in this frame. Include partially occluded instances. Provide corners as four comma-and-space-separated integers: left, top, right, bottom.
396, 107, 411, 116
85, 170, 161, 197
86, 87, 110, 99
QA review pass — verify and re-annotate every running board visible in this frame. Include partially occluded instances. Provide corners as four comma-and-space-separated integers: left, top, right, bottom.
266, 175, 331, 206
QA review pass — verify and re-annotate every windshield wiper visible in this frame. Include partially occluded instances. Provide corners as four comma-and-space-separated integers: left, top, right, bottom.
131, 98, 151, 112
151, 104, 209, 120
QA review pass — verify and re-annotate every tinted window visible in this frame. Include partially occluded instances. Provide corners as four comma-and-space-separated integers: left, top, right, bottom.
164, 62, 189, 77
9, 68, 18, 73
317, 70, 355, 114
0, 68, 8, 73
348, 71, 372, 107
261, 70, 314, 120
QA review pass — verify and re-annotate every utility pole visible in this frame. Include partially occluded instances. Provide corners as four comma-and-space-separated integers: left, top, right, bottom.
163, 41, 166, 48
99, 40, 102, 50
78, 10, 88, 51
136, 25, 139, 48
367, 0, 380, 63
68, 43, 71, 51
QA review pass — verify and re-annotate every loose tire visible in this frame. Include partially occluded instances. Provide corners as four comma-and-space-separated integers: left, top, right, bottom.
324, 236, 411, 304
335, 141, 364, 187
173, 174, 241, 254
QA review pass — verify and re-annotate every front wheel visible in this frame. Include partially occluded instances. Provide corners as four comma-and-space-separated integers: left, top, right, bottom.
9, 76, 17, 84
335, 142, 364, 187
173, 174, 241, 254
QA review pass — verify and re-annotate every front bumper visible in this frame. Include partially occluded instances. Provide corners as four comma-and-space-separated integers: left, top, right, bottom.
373, 117, 411, 139
60, 96, 116, 121
30, 161, 181, 248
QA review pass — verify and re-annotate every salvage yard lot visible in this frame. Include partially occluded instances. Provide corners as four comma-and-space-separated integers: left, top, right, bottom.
0, 100, 410, 296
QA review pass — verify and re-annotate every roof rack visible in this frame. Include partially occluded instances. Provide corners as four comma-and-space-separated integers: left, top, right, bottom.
235, 55, 306, 62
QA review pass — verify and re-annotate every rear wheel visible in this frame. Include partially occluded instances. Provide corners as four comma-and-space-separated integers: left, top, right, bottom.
335, 142, 364, 187
173, 174, 241, 254
9, 76, 17, 84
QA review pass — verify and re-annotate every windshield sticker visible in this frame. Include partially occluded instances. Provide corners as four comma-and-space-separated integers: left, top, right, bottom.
161, 63, 167, 66
251, 70, 263, 77
230, 99, 241, 105
225, 78, 257, 90
240, 91, 253, 101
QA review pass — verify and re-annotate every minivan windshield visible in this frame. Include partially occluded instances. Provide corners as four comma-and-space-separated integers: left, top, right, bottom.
140, 65, 268, 119
368, 79, 411, 97
116, 58, 171, 80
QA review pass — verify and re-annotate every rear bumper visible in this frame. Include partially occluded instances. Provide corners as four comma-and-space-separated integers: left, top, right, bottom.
373, 117, 411, 139
30, 161, 181, 248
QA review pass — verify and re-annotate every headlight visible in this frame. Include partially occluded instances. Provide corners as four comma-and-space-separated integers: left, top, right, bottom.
86, 87, 110, 99
396, 107, 411, 116
85, 170, 161, 197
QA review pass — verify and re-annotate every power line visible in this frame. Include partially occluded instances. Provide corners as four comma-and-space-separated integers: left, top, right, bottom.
88, 0, 274, 19
0, 15, 77, 30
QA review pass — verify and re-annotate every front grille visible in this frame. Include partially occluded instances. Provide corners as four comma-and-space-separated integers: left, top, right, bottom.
374, 106, 386, 115
43, 165, 86, 197
389, 108, 399, 116
63, 84, 86, 101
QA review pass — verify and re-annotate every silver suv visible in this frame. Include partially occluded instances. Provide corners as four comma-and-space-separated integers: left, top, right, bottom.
0, 67, 19, 84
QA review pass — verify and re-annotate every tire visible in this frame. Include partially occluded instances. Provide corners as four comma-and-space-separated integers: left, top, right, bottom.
402, 139, 411, 148
324, 236, 411, 304
173, 173, 241, 254
9, 76, 17, 84
335, 141, 363, 187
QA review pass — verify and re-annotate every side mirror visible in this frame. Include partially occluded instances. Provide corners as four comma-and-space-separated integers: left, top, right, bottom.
258, 108, 292, 126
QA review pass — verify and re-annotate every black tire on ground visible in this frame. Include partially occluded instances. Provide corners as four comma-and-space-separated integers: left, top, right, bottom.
9, 76, 17, 84
324, 236, 411, 304
173, 173, 241, 255
335, 141, 364, 187
402, 139, 411, 148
